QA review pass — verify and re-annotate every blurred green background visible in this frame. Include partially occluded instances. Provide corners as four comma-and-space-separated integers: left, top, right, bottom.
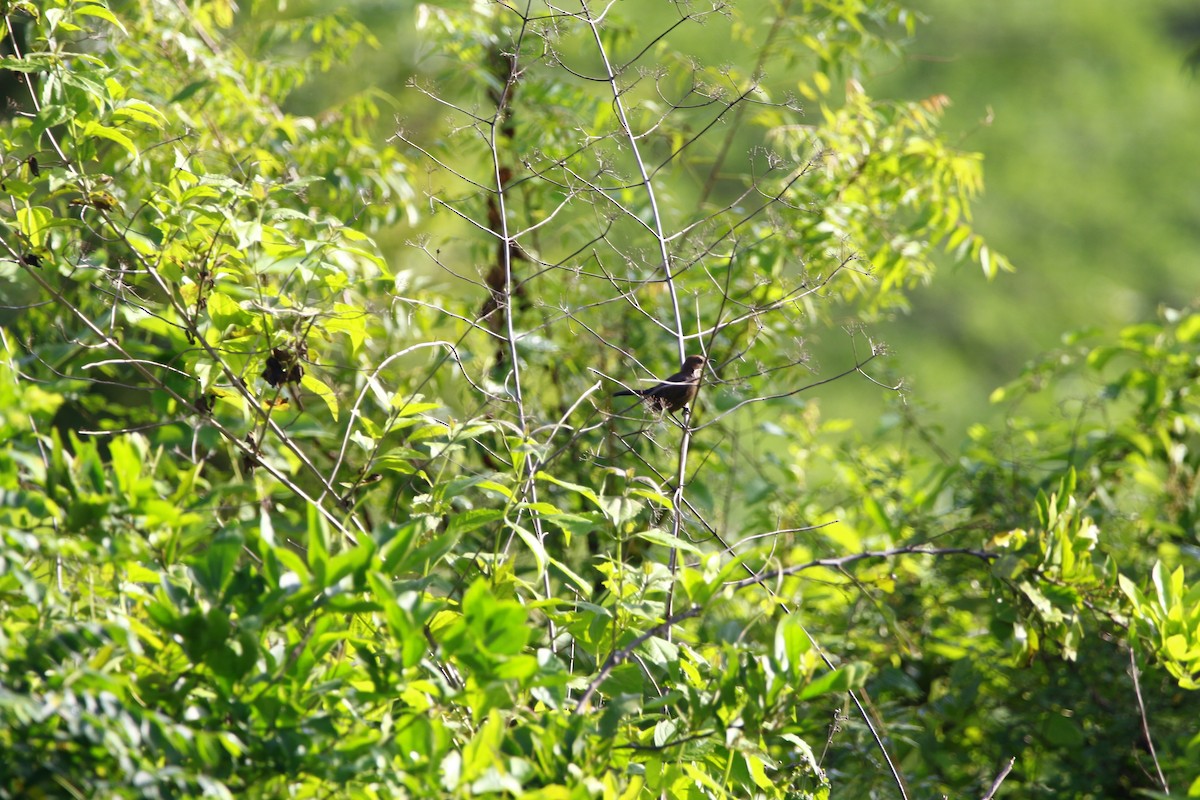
870, 0, 1200, 439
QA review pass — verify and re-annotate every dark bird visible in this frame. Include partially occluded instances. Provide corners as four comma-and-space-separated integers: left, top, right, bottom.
615, 355, 707, 413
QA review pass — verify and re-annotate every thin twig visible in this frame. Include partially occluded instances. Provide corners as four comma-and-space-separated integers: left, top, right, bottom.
981, 757, 1015, 800
1128, 646, 1168, 793
573, 604, 702, 713
728, 545, 998, 591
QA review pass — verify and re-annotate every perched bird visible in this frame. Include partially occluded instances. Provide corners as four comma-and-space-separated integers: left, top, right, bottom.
615, 355, 707, 413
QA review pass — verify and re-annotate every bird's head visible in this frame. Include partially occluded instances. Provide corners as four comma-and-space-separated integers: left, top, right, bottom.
683, 355, 707, 373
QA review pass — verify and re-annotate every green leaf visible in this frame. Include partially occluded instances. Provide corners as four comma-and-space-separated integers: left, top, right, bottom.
508, 521, 547, 579
16, 206, 53, 247
207, 292, 252, 328
653, 719, 678, 748
537, 471, 601, 507
1165, 634, 1189, 661
541, 511, 601, 544
598, 693, 641, 738
124, 229, 158, 255
547, 556, 592, 596
799, 664, 858, 700
744, 753, 774, 790
392, 399, 442, 416
307, 505, 329, 587
324, 303, 369, 353
629, 488, 674, 509
401, 530, 460, 574
112, 99, 167, 129
1176, 314, 1200, 343
633, 527, 701, 555
74, 1, 129, 33
1042, 713, 1084, 747
774, 612, 812, 675
597, 495, 643, 526
300, 372, 338, 421
327, 541, 375, 586
81, 120, 139, 159
446, 508, 505, 536
377, 521, 418, 573
0, 55, 51, 73
461, 711, 504, 782
1152, 561, 1169, 610
169, 78, 210, 104
189, 530, 242, 597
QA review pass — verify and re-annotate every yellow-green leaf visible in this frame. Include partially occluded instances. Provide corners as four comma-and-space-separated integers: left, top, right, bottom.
81, 120, 138, 159
207, 292, 251, 328
74, 1, 128, 33
633, 527, 702, 555
17, 205, 53, 247
391, 399, 441, 416
125, 230, 157, 254
301, 372, 338, 421
508, 521, 546, 579
112, 99, 167, 129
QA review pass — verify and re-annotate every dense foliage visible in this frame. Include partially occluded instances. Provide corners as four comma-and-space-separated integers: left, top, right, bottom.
0, 1, 1196, 798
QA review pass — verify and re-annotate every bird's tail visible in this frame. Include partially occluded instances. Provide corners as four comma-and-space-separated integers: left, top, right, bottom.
613, 389, 638, 397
